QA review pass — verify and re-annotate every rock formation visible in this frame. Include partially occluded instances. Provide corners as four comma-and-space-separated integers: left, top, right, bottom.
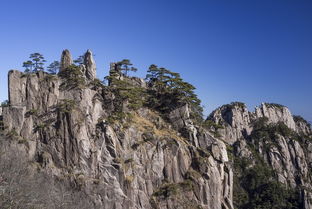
84, 49, 96, 80
60, 49, 73, 72
0, 50, 311, 209
0, 51, 233, 209
208, 102, 312, 209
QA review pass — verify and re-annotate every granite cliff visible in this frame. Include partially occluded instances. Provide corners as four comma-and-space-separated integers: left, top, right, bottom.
0, 50, 311, 209
0, 50, 232, 209
207, 102, 312, 208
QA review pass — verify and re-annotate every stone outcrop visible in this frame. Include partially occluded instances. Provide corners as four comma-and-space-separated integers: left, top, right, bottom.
207, 102, 252, 144
1, 53, 233, 209
1, 50, 311, 209
60, 49, 73, 72
208, 102, 312, 209
255, 103, 297, 130
84, 50, 96, 80
207, 102, 311, 144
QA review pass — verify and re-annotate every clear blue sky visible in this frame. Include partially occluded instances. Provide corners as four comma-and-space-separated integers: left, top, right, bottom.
0, 0, 311, 121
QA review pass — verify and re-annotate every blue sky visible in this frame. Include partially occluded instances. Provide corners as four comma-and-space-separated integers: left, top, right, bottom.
0, 0, 311, 121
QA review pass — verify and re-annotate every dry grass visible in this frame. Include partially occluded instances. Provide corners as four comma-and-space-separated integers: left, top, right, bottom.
131, 111, 187, 143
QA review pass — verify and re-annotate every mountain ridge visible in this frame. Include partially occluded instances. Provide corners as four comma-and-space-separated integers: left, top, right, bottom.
0, 50, 311, 209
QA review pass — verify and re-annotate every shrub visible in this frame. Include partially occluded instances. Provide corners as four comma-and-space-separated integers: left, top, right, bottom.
59, 64, 86, 90
233, 141, 302, 209
1, 100, 9, 107
25, 109, 39, 117
57, 99, 76, 113
89, 78, 105, 90
265, 103, 285, 110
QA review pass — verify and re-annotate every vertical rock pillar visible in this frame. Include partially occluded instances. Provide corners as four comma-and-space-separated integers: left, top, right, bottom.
84, 50, 96, 80
60, 49, 73, 73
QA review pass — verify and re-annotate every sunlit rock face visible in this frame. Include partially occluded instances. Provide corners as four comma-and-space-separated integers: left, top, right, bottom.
1, 49, 311, 209
84, 49, 96, 80
1, 50, 234, 209
60, 49, 73, 72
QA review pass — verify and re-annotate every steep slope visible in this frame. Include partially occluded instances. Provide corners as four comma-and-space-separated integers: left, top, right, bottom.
0, 50, 233, 209
207, 102, 312, 209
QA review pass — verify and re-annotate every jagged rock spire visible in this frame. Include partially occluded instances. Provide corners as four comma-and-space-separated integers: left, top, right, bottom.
84, 50, 96, 80
60, 49, 73, 72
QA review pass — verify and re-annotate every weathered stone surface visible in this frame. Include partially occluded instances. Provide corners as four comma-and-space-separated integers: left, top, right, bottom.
84, 50, 96, 80
1, 69, 234, 209
60, 49, 73, 72
209, 102, 312, 209
2, 51, 311, 208
207, 103, 252, 144
255, 103, 297, 130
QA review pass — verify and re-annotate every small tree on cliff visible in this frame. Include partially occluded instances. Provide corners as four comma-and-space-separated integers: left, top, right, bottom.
30, 53, 46, 72
116, 59, 137, 76
145, 64, 203, 120
47, 61, 60, 74
22, 60, 33, 73
73, 55, 85, 65
22, 53, 46, 73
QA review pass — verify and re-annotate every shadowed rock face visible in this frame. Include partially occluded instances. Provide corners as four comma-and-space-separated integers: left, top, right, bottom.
208, 102, 312, 209
60, 49, 73, 72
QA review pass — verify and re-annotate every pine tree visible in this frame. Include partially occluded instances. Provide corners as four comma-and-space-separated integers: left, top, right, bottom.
47, 61, 60, 74
116, 59, 137, 76
29, 53, 46, 72
22, 60, 33, 73
73, 55, 85, 65
145, 64, 203, 120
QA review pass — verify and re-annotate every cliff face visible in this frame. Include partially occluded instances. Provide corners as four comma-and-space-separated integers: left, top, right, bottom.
0, 50, 233, 209
208, 102, 312, 209
1, 50, 311, 209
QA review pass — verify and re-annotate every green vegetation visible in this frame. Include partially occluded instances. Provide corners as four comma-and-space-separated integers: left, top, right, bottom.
227, 101, 246, 109
232, 118, 304, 208
25, 109, 39, 117
57, 99, 76, 113
265, 103, 285, 109
107, 112, 130, 124
202, 120, 223, 130
0, 116, 4, 132
145, 64, 203, 122
152, 180, 193, 199
293, 115, 310, 127
233, 159, 301, 209
112, 79, 146, 110
250, 118, 296, 140
23, 53, 46, 73
47, 61, 60, 74
116, 59, 138, 76
202, 120, 223, 137
73, 55, 85, 65
59, 64, 86, 90
89, 78, 105, 90
1, 100, 9, 107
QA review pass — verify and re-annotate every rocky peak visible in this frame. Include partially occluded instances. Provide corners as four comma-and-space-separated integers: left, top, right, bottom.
60, 49, 73, 72
108, 61, 146, 88
83, 49, 96, 80
207, 102, 252, 144
294, 115, 312, 136
255, 103, 297, 130
207, 102, 310, 144
0, 58, 233, 209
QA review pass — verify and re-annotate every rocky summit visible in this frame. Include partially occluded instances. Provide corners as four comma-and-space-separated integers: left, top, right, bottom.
0, 50, 311, 209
